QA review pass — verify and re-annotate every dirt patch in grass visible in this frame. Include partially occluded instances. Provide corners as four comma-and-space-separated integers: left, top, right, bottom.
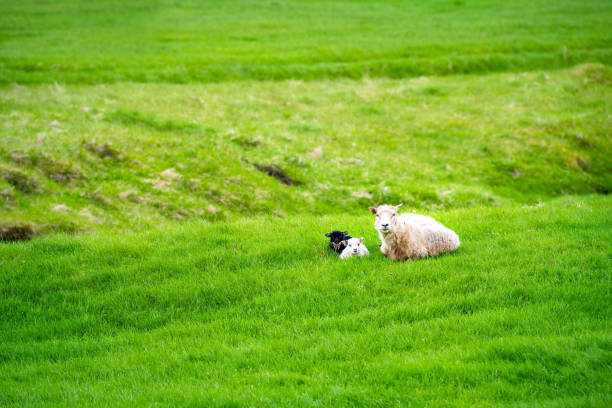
84, 141, 121, 159
231, 136, 262, 148
1, 224, 35, 242
118, 190, 143, 203
9, 150, 32, 166
255, 164, 297, 186
0, 165, 40, 194
39, 154, 85, 183
7, 151, 85, 184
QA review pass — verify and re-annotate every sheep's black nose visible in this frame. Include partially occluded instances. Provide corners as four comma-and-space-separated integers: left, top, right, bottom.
382, 223, 389, 228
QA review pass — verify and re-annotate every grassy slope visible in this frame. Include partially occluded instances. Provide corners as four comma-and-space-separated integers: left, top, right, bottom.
1, 0, 611, 84
1, 195, 610, 407
1, 66, 611, 235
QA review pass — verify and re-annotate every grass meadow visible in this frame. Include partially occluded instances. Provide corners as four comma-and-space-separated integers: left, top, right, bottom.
0, 196, 610, 406
1, 0, 611, 84
1, 0, 611, 406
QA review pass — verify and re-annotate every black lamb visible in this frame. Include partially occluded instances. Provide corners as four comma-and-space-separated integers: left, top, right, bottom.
325, 230, 352, 253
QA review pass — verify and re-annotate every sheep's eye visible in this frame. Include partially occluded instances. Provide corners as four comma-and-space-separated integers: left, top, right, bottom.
392, 213, 396, 217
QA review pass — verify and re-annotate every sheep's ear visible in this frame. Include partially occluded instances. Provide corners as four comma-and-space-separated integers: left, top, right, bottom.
325, 233, 332, 237
359, 237, 364, 243
369, 207, 377, 214
395, 204, 403, 210
342, 240, 348, 245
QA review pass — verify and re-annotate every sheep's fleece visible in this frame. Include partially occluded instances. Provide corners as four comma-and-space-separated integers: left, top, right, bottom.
370, 204, 460, 261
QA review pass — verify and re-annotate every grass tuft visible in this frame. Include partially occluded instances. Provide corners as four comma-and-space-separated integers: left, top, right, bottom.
83, 141, 120, 160
0, 165, 40, 194
571, 63, 612, 85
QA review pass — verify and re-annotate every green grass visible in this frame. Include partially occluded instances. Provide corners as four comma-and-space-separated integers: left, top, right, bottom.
1, 195, 610, 406
1, 0, 611, 406
1, 0, 611, 84
1, 65, 611, 235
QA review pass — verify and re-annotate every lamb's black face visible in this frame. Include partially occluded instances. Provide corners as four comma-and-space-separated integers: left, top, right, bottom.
325, 230, 349, 242
325, 230, 351, 253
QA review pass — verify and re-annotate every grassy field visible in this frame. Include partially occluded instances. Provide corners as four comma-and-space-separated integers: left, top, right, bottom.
1, 195, 611, 406
1, 0, 611, 84
1, 0, 611, 406
1, 66, 611, 236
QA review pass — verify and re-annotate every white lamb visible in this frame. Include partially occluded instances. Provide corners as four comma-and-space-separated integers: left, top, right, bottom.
339, 237, 370, 259
369, 204, 460, 261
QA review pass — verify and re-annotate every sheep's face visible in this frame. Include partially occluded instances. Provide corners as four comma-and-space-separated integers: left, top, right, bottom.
369, 204, 402, 235
326, 230, 350, 251
343, 237, 365, 254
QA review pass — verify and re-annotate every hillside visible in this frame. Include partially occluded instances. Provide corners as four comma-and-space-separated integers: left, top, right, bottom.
2, 66, 611, 237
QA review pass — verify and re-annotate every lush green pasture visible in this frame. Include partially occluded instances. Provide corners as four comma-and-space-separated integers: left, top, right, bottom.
0, 195, 610, 407
1, 0, 611, 406
2, 66, 611, 236
1, 0, 611, 84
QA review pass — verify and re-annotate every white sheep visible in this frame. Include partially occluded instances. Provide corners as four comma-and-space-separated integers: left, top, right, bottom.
339, 237, 370, 259
369, 204, 460, 261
